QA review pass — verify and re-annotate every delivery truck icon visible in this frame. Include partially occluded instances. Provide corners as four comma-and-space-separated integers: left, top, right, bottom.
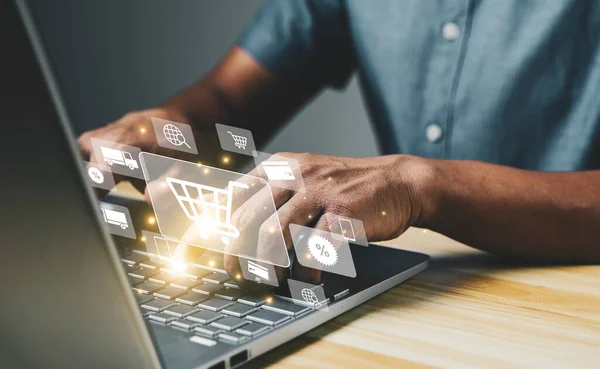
100, 146, 139, 170
101, 208, 129, 229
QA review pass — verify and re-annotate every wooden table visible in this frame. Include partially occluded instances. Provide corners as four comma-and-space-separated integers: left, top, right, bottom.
247, 228, 600, 369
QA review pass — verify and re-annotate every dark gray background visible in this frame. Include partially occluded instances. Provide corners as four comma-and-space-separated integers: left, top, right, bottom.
27, 0, 379, 157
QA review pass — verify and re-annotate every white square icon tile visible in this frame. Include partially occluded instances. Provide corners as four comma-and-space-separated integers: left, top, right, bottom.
151, 117, 198, 154
84, 161, 115, 191
90, 138, 144, 179
289, 224, 356, 278
253, 151, 306, 193
324, 214, 369, 247
215, 123, 256, 156
99, 202, 136, 239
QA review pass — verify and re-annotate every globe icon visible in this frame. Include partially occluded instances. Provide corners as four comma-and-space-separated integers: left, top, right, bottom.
301, 288, 320, 306
163, 124, 191, 149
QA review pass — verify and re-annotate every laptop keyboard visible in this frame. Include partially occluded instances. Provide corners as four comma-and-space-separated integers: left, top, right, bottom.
121, 249, 343, 347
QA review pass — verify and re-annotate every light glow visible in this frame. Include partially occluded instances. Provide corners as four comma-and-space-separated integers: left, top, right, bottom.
170, 260, 186, 273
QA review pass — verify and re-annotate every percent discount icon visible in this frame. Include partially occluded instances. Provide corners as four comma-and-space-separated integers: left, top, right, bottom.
307, 234, 338, 266
88, 167, 105, 184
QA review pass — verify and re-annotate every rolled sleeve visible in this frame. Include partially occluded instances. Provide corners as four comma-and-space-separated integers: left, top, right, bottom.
237, 0, 356, 89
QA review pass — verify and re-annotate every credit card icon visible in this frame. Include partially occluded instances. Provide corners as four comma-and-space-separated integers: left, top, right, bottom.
262, 161, 296, 181
247, 260, 269, 280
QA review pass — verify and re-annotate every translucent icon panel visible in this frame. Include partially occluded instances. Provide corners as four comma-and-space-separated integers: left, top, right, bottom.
99, 202, 136, 239
215, 123, 256, 156
140, 152, 290, 268
141, 230, 178, 262
324, 214, 369, 247
84, 161, 115, 191
252, 151, 306, 193
151, 117, 198, 154
289, 224, 356, 278
288, 279, 329, 312
238, 258, 279, 287
90, 138, 144, 179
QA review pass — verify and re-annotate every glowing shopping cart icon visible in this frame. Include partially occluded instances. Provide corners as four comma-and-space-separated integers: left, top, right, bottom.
165, 177, 249, 244
227, 131, 247, 150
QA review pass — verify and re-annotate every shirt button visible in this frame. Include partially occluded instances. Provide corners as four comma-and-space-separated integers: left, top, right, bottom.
425, 124, 444, 143
442, 22, 461, 41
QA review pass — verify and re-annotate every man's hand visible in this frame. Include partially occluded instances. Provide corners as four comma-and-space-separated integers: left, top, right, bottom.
224, 153, 435, 282
263, 152, 429, 242
78, 108, 200, 163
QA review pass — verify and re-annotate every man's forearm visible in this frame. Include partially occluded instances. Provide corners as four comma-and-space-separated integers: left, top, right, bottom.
414, 159, 600, 262
159, 47, 322, 147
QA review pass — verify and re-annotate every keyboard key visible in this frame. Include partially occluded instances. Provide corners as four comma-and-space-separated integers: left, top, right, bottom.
148, 313, 176, 324
170, 278, 203, 290
164, 304, 199, 318
222, 303, 258, 318
246, 310, 291, 326
141, 299, 176, 312
334, 288, 350, 300
263, 298, 311, 317
175, 291, 209, 306
135, 293, 154, 305
149, 272, 179, 285
236, 322, 270, 337
121, 253, 148, 266
190, 335, 217, 347
128, 276, 142, 286
203, 272, 231, 285
198, 298, 234, 312
120, 249, 133, 257
139, 260, 164, 270
170, 319, 199, 331
132, 281, 164, 295
218, 331, 249, 344
237, 294, 270, 307
223, 280, 243, 289
214, 288, 242, 301
153, 287, 186, 300
192, 283, 225, 296
186, 311, 224, 325
210, 317, 248, 332
128, 268, 159, 280
191, 254, 226, 274
194, 325, 222, 338
124, 264, 140, 272
180, 268, 213, 281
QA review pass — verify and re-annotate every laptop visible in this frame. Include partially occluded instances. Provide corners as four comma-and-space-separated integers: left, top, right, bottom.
0, 1, 429, 368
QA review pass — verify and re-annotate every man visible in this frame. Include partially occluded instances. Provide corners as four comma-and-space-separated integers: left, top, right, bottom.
79, 0, 600, 274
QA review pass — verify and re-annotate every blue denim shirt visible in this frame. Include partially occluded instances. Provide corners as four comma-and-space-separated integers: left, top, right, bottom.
238, 0, 600, 171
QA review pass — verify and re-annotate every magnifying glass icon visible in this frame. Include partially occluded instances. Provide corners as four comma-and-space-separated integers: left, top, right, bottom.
163, 124, 191, 149
176, 133, 191, 149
